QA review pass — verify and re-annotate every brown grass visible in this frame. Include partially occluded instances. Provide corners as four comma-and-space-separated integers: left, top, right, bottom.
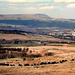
0, 45, 75, 75
0, 34, 65, 41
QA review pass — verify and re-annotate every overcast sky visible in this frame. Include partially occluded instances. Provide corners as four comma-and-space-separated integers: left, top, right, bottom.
0, 0, 75, 19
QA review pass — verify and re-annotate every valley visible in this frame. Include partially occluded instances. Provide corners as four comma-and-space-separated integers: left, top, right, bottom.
0, 14, 75, 75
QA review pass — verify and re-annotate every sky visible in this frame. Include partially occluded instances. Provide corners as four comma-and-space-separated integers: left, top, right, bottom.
0, 0, 75, 19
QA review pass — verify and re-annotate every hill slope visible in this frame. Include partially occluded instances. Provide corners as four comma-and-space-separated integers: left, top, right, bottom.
0, 14, 52, 20
0, 14, 75, 29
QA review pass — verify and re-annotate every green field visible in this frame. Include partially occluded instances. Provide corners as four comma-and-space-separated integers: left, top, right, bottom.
1, 43, 44, 47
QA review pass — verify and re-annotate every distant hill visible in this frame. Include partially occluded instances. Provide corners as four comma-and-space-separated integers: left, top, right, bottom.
69, 19, 75, 21
0, 14, 52, 20
0, 14, 75, 30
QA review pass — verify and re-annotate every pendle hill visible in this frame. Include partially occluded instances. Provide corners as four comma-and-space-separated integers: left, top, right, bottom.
0, 14, 75, 30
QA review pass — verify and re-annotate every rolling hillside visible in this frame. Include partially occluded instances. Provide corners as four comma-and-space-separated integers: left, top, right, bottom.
0, 14, 75, 29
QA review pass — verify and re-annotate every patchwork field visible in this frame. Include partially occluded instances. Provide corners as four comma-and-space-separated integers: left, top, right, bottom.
0, 45, 75, 75
0, 33, 69, 41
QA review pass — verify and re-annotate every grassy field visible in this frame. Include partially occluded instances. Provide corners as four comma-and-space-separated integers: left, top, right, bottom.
1, 43, 45, 47
0, 33, 71, 41
1, 43, 65, 47
0, 29, 75, 75
0, 33, 74, 47
0, 45, 75, 75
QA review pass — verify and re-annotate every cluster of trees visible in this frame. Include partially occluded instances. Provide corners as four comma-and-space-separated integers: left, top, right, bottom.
0, 30, 33, 34
0, 39, 35, 44
0, 39, 75, 45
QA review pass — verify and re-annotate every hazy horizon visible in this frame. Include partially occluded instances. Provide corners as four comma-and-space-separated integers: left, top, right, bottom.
0, 0, 75, 19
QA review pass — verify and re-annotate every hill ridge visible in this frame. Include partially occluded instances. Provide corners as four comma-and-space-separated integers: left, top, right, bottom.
0, 13, 75, 29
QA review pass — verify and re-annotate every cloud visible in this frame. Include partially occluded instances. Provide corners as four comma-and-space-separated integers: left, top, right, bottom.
8, 0, 26, 2
0, 0, 51, 3
67, 4, 75, 8
0, 0, 34, 2
26, 7, 36, 10
39, 6, 54, 10
53, 0, 75, 3
37, 3, 49, 6
8, 4, 17, 6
